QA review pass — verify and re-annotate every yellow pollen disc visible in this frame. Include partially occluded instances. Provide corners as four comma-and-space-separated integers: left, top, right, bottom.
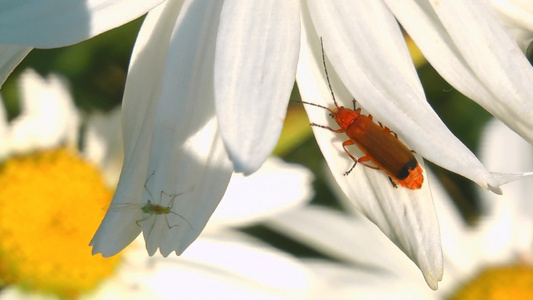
0, 148, 121, 299
450, 264, 533, 300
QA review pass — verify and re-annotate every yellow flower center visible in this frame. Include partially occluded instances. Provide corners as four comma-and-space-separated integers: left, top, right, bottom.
450, 264, 533, 300
0, 148, 121, 299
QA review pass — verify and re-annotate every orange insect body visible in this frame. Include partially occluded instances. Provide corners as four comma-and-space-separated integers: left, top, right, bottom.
304, 38, 424, 190
327, 105, 423, 189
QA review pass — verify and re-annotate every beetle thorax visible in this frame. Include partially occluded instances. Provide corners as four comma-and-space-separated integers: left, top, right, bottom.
333, 107, 360, 130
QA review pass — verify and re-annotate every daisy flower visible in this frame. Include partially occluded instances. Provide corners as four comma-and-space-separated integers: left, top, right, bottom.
0, 69, 121, 298
2, 0, 531, 290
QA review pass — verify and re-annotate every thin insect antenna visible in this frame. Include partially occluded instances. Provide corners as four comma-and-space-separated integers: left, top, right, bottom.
300, 101, 330, 111
320, 37, 339, 108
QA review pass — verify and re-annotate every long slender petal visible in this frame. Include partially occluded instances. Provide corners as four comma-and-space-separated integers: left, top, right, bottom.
478, 118, 533, 256
91, 0, 232, 257
141, 0, 234, 257
0, 0, 164, 47
0, 45, 31, 87
207, 157, 314, 229
91, 0, 186, 257
304, 0, 500, 192
298, 3, 445, 288
385, 0, 533, 143
214, 0, 300, 174
99, 233, 320, 299
266, 205, 439, 290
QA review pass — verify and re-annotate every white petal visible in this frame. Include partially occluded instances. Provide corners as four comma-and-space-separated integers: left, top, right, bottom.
267, 206, 418, 276
91, 0, 235, 258
215, 0, 300, 174
386, 0, 533, 143
304, 260, 438, 300
0, 44, 32, 88
490, 0, 533, 50
207, 157, 314, 229
304, 0, 499, 191
428, 169, 481, 295
8, 69, 79, 153
96, 233, 319, 299
299, 3, 447, 288
0, 0, 164, 47
477, 118, 533, 257
91, 0, 188, 257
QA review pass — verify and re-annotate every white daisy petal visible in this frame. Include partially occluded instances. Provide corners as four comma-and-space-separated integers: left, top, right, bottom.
478, 118, 533, 257
91, 0, 234, 258
0, 45, 32, 88
428, 169, 481, 294
207, 157, 314, 229
304, 260, 438, 300
215, 0, 300, 174
304, 0, 499, 191
298, 3, 444, 288
142, 0, 234, 257
268, 201, 441, 290
490, 0, 533, 50
8, 69, 79, 153
386, 0, 533, 143
100, 233, 320, 299
0, 0, 163, 47
90, 0, 186, 257
90, 0, 183, 257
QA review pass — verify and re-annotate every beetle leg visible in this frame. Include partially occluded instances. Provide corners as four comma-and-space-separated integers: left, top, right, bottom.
382, 125, 398, 138
388, 176, 398, 188
357, 155, 380, 170
342, 140, 379, 175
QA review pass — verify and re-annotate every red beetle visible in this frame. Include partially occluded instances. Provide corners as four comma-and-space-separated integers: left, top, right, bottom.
302, 39, 423, 190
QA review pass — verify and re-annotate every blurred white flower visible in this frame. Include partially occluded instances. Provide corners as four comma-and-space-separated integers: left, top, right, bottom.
2, 69, 79, 156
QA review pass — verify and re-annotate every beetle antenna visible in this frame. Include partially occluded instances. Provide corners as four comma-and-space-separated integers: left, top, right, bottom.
320, 37, 339, 108
300, 101, 330, 111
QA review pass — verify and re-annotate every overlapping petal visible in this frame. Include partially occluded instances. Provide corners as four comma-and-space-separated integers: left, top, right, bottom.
0, 45, 32, 87
386, 0, 533, 144
266, 205, 440, 291
298, 1, 446, 288
304, 0, 500, 192
0, 0, 163, 48
92, 233, 321, 299
207, 157, 314, 229
91, 0, 234, 257
214, 0, 300, 174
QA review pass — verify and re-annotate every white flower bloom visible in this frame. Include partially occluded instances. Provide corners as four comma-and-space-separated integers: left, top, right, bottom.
2, 0, 531, 291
